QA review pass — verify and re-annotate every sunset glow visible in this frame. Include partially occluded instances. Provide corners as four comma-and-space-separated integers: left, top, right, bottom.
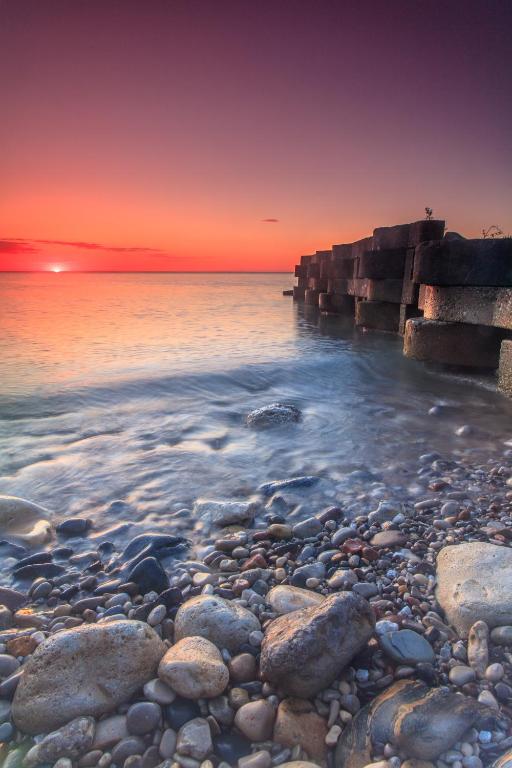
1, 1, 511, 272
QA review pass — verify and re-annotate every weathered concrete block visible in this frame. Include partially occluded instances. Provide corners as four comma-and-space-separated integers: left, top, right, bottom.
332, 244, 354, 260
401, 248, 418, 305
408, 219, 445, 247
329, 260, 355, 279
307, 263, 320, 278
351, 237, 374, 258
418, 284, 427, 310
294, 265, 307, 278
297, 276, 308, 289
300, 255, 312, 267
404, 318, 504, 368
356, 301, 400, 332
373, 224, 410, 250
499, 341, 512, 397
413, 238, 512, 286
319, 293, 355, 315
358, 249, 407, 280
308, 277, 328, 291
293, 286, 306, 301
347, 278, 369, 298
367, 279, 403, 304
399, 303, 422, 335
305, 288, 321, 306
423, 286, 512, 330
327, 278, 350, 294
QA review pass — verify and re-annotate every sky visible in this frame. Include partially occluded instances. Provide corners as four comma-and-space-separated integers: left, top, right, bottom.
0, 0, 511, 272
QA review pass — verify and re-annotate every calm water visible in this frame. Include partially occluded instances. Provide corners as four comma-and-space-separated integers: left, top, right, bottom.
1, 272, 512, 567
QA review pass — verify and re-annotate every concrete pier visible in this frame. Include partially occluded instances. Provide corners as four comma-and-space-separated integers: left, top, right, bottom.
288, 218, 512, 393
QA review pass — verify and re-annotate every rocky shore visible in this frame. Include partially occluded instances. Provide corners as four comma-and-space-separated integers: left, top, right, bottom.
1, 404, 512, 768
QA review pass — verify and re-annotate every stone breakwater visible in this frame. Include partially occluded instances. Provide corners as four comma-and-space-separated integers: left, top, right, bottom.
288, 220, 512, 396
2, 412, 512, 768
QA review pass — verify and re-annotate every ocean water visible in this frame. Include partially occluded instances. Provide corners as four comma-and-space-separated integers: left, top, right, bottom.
1, 272, 512, 568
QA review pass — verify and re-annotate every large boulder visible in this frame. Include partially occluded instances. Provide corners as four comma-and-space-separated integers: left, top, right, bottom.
12, 620, 165, 734
246, 403, 301, 429
193, 500, 258, 527
174, 595, 261, 654
436, 543, 512, 636
260, 592, 374, 697
335, 680, 494, 768
158, 636, 229, 699
0, 496, 52, 547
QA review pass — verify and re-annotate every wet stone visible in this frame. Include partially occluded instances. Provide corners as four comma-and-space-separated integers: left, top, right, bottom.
379, 630, 435, 665
126, 701, 161, 735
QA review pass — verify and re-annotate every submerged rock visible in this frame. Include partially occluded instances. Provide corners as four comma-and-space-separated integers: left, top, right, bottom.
0, 496, 52, 547
260, 592, 374, 697
259, 476, 319, 496
334, 680, 495, 768
194, 499, 258, 527
246, 403, 301, 429
436, 542, 512, 636
174, 594, 261, 653
12, 620, 165, 734
107, 533, 187, 576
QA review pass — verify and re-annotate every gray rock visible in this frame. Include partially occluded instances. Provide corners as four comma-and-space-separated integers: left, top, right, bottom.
176, 717, 212, 760
292, 517, 323, 539
267, 586, 324, 615
490, 626, 512, 646
12, 620, 165, 734
290, 562, 326, 588
0, 654, 20, 678
449, 666, 476, 686
352, 583, 379, 599
260, 592, 375, 697
246, 403, 301, 429
194, 499, 258, 527
24, 717, 95, 768
174, 595, 261, 653
331, 528, 356, 546
379, 629, 435, 665
335, 680, 493, 768
92, 714, 129, 750
259, 476, 318, 496
158, 636, 229, 698
126, 701, 161, 735
111, 737, 146, 766
436, 543, 512, 636
0, 496, 52, 548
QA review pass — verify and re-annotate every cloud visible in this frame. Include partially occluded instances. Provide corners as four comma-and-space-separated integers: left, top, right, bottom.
0, 237, 174, 256
261, 218, 279, 223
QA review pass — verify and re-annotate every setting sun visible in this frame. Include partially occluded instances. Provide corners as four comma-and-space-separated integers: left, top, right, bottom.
51, 266, 62, 273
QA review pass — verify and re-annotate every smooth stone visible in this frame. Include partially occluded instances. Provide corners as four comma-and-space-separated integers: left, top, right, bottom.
143, 678, 176, 705
436, 543, 512, 636
126, 701, 161, 735
158, 636, 229, 699
379, 630, 435, 665
194, 500, 258, 527
486, 663, 504, 682
92, 715, 129, 750
213, 732, 252, 762
266, 586, 324, 615
234, 700, 275, 742
491, 626, 512, 645
208, 695, 234, 726
246, 404, 301, 429
352, 583, 379, 599
176, 717, 212, 760
0, 587, 27, 612
56, 519, 92, 536
228, 653, 257, 683
335, 680, 490, 768
174, 595, 261, 653
369, 531, 407, 548
273, 698, 327, 764
292, 518, 323, 539
111, 737, 146, 765
159, 728, 177, 759
259, 476, 318, 496
12, 620, 165, 733
290, 563, 326, 588
0, 654, 20, 678
165, 698, 201, 730
128, 557, 169, 595
0, 496, 52, 547
24, 717, 95, 768
331, 527, 356, 546
260, 592, 374, 698
467, 621, 489, 678
449, 666, 476, 686
238, 750, 272, 768
277, 764, 320, 768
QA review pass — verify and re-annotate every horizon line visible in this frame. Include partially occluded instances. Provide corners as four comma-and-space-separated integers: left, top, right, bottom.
0, 270, 294, 274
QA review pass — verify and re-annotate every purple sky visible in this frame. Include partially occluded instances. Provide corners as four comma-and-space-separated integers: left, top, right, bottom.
0, 0, 511, 271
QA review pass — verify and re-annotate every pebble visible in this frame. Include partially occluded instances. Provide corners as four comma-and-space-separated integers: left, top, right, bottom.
126, 701, 161, 735
177, 717, 212, 760
449, 666, 476, 686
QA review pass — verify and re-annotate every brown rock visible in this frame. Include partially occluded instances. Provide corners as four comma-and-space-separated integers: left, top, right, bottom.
370, 531, 407, 548
234, 699, 276, 742
6, 635, 37, 657
273, 699, 327, 764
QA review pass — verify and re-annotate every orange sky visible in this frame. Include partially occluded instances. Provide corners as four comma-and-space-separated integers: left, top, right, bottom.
1, 1, 511, 272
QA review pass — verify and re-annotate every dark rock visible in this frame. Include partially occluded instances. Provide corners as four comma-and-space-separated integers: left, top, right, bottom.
126, 702, 161, 735
290, 562, 326, 587
111, 737, 146, 766
107, 533, 187, 577
246, 403, 301, 429
13, 552, 52, 570
165, 698, 201, 730
334, 680, 494, 768
129, 557, 169, 595
56, 518, 92, 536
259, 476, 318, 496
379, 629, 435, 665
213, 732, 252, 762
0, 542, 27, 559
157, 587, 183, 608
260, 592, 375, 697
0, 587, 27, 611
13, 563, 65, 581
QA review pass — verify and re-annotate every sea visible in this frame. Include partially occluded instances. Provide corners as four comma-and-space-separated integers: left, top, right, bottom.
1, 272, 512, 572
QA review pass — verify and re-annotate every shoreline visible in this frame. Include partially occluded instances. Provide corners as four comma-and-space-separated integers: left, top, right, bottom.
1, 407, 512, 768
